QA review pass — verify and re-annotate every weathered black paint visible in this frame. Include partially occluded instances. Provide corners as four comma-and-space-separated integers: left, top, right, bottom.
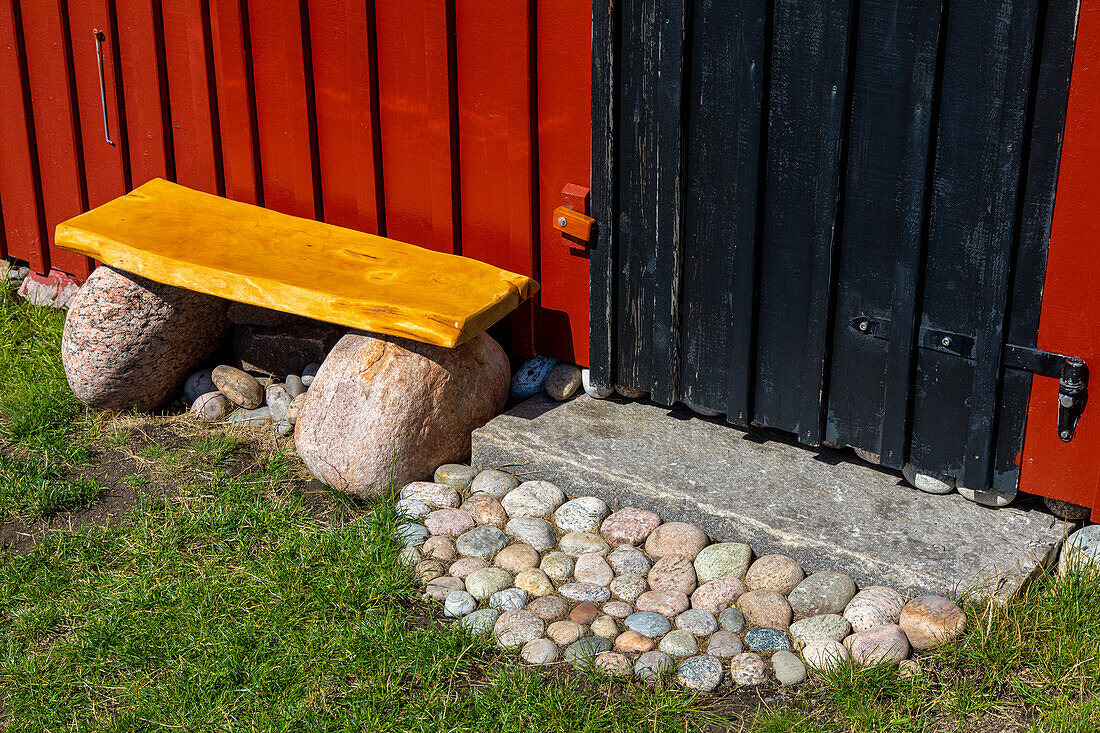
591, 0, 1079, 492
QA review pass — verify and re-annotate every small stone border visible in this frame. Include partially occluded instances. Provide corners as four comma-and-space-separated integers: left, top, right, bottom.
396, 464, 972, 692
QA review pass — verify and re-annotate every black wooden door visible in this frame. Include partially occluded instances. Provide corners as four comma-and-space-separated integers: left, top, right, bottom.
590, 0, 1079, 497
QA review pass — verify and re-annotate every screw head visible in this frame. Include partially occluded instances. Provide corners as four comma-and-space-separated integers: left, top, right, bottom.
941, 336, 952, 348
858, 320, 869, 332
557, 216, 568, 228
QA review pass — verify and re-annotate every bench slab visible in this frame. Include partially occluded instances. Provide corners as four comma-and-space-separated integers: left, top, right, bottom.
55, 179, 537, 347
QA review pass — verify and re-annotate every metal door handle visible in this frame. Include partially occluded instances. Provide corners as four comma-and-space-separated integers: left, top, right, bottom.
93, 29, 114, 146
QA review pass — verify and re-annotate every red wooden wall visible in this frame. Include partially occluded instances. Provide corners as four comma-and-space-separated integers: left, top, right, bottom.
0, 0, 591, 365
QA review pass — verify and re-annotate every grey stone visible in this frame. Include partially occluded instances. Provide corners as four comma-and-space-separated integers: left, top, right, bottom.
658, 629, 698, 657
400, 482, 461, 509
472, 394, 1068, 600
266, 383, 292, 422
608, 544, 652, 575
789, 614, 852, 644
1060, 525, 1100, 575
493, 609, 545, 648
191, 391, 233, 422
510, 355, 558, 399
185, 369, 216, 404
634, 650, 673, 681
544, 363, 583, 401
471, 469, 520, 498
676, 655, 724, 691
285, 374, 306, 398
395, 523, 428, 547
505, 517, 557, 551
274, 420, 293, 436
705, 631, 744, 658
564, 637, 613, 667
424, 576, 464, 601
745, 626, 791, 653
729, 652, 766, 686
624, 611, 672, 638
787, 571, 858, 620
226, 406, 272, 425
675, 609, 718, 637
559, 583, 611, 603
489, 587, 528, 612
553, 496, 611, 533
465, 568, 513, 601
455, 526, 508, 559
395, 498, 431, 520
434, 464, 479, 491
520, 638, 559, 665
444, 590, 477, 618
694, 542, 752, 583
718, 608, 746, 634
574, 553, 614, 586
502, 480, 566, 519
772, 650, 807, 685
559, 531, 610, 557
844, 586, 905, 632
609, 573, 647, 602
539, 552, 574, 583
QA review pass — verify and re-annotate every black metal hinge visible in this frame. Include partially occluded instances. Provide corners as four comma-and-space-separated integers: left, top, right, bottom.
851, 316, 1088, 442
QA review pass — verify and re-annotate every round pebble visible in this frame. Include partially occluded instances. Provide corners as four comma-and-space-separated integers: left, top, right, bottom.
547, 620, 585, 646
425, 508, 474, 537
444, 590, 477, 618
570, 601, 599, 625
736, 590, 793, 630
456, 526, 509, 559
614, 630, 656, 654
634, 650, 673, 681
898, 596, 967, 650
694, 542, 752, 583
607, 544, 652, 575
677, 655, 724, 691
494, 543, 541, 573
493, 610, 545, 648
511, 355, 557, 398
659, 629, 698, 657
745, 554, 806, 595
600, 507, 662, 546
540, 552, 575, 583
396, 523, 428, 547
504, 517, 558, 551
603, 601, 634, 619
526, 594, 569, 622
691, 577, 747, 616
591, 615, 619, 639
564, 637, 612, 667
636, 591, 690, 618
648, 554, 698, 595
395, 498, 431, 520
465, 568, 513, 601
470, 469, 520, 498
718, 607, 747, 634
1060, 524, 1100, 574
745, 626, 791, 653
544, 362, 582, 401
399, 546, 421, 566
644, 522, 710, 560
610, 573, 647, 602
801, 640, 849, 671
422, 535, 457, 561
520, 638, 559, 665
461, 608, 499, 635
788, 571, 857, 619
772, 650, 807, 685
789, 614, 852, 644
448, 557, 488, 579
514, 568, 555, 597
553, 496, 611, 533
559, 583, 611, 603
433, 463, 478, 491
625, 611, 672, 638
425, 576, 464, 601
501, 481, 566, 519
705, 631, 744, 658
558, 531, 610, 557
191, 391, 232, 422
729, 652, 766, 686
415, 560, 446, 583
594, 651, 632, 676
614, 385, 647, 398
212, 365, 264, 408
675, 608, 719, 637
574, 553, 614, 586
185, 369, 216, 404
902, 464, 956, 494
461, 493, 508, 527
844, 586, 904, 632
844, 624, 911, 666
489, 588, 529, 612
400, 482, 461, 509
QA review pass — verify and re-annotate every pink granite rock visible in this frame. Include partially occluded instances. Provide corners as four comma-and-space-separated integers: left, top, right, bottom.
898, 596, 967, 650
644, 522, 710, 560
690, 577, 747, 615
635, 590, 691, 618
600, 507, 662, 545
647, 554, 698, 595
62, 266, 229, 411
295, 331, 509, 498
844, 624, 911, 665
425, 509, 475, 537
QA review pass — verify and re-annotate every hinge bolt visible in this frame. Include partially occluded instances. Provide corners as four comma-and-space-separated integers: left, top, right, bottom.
941, 336, 952, 348
858, 320, 869, 332
557, 216, 568, 228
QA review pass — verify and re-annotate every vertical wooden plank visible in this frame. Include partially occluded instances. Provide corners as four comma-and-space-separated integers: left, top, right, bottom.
374, 0, 458, 253
678, 0, 767, 422
0, 0, 47, 271
308, 0, 383, 233
19, 0, 93, 277
614, 0, 688, 405
1019, 0, 1100, 515
755, 0, 853, 442
210, 0, 260, 204
910, 0, 1038, 492
161, 0, 222, 194
115, 0, 172, 186
824, 1, 943, 467
67, 0, 130, 206
589, 0, 618, 386
537, 0, 593, 366
455, 0, 536, 354
246, 0, 319, 219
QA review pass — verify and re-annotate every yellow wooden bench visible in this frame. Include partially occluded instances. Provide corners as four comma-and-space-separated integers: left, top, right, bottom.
55, 179, 538, 348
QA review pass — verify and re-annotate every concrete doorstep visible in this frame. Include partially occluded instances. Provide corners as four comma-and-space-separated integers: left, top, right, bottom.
472, 394, 1073, 602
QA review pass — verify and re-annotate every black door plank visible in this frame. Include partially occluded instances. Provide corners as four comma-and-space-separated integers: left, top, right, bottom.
614, 0, 689, 404
678, 0, 767, 423
589, 0, 620, 389
824, 0, 944, 468
755, 0, 853, 443
912, 0, 1037, 486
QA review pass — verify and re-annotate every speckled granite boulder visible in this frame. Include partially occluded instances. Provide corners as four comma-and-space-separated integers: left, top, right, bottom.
295, 331, 509, 497
61, 266, 229, 411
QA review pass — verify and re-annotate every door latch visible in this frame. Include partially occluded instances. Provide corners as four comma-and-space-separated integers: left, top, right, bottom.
1057, 357, 1088, 442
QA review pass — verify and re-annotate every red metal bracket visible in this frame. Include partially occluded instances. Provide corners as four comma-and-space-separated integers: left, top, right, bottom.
555, 184, 594, 244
